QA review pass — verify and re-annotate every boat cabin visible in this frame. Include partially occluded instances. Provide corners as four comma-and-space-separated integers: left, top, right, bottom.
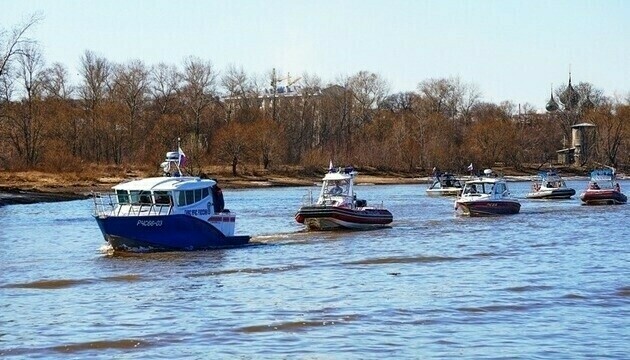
587, 169, 617, 190
462, 180, 507, 196
317, 167, 358, 208
95, 176, 233, 236
429, 173, 462, 190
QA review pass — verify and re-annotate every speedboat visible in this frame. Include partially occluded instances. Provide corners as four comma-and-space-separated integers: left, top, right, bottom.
426, 172, 463, 196
295, 165, 393, 230
580, 168, 627, 205
525, 170, 576, 199
92, 145, 250, 252
455, 169, 521, 216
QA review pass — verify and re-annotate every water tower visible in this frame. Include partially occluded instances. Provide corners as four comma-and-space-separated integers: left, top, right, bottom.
571, 122, 596, 165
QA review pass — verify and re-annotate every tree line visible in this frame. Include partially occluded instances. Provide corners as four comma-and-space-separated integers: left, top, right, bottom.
1, 17, 628, 176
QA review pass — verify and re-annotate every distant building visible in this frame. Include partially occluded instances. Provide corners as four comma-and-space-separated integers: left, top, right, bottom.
556, 123, 596, 165
547, 72, 597, 166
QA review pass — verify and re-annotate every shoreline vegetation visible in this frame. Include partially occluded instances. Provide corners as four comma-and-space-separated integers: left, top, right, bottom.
1, 17, 628, 207
0, 164, 606, 207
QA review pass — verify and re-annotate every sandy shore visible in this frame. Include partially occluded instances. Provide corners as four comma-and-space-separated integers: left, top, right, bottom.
0, 172, 426, 207
0, 170, 600, 207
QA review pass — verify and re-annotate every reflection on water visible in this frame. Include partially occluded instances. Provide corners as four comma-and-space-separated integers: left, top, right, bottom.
1, 181, 629, 358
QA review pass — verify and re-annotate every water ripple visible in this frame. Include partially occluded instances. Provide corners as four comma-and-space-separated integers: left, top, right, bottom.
615, 286, 630, 297
236, 314, 361, 333
1, 274, 144, 289
1, 279, 94, 289
187, 264, 307, 277
345, 255, 464, 265
503, 285, 554, 292
2, 338, 151, 357
457, 304, 535, 313
51, 339, 150, 352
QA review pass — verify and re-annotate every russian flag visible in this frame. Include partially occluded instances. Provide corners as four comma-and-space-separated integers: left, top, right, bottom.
178, 146, 187, 168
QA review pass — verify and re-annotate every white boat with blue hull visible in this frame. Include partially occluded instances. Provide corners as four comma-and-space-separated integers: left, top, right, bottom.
92, 147, 250, 252
526, 170, 575, 199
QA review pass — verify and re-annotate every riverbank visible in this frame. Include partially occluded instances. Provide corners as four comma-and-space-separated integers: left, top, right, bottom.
0, 169, 424, 206
0, 164, 600, 207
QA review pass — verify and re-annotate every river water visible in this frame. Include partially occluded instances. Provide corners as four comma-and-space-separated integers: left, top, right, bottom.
1, 180, 628, 359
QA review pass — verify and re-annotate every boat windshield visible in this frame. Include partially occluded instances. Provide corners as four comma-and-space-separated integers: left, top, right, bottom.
325, 179, 349, 196
115, 190, 173, 206
463, 182, 494, 195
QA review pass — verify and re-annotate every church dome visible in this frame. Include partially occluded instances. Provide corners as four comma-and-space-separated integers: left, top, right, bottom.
546, 88, 559, 112
559, 73, 580, 110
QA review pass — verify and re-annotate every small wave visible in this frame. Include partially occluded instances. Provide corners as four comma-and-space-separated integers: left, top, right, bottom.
615, 286, 630, 297
504, 285, 553, 292
102, 274, 144, 282
346, 255, 463, 266
562, 293, 588, 300
188, 264, 307, 278
1, 279, 93, 289
51, 339, 149, 353
457, 304, 532, 313
252, 233, 295, 241
237, 315, 359, 333
2, 274, 144, 289
433, 339, 458, 345
99, 243, 114, 254
471, 252, 497, 257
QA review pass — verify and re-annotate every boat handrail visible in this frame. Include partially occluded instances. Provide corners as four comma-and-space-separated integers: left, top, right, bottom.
301, 190, 314, 206
93, 192, 173, 217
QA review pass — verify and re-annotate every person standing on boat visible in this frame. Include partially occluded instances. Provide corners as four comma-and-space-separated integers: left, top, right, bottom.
331, 181, 343, 195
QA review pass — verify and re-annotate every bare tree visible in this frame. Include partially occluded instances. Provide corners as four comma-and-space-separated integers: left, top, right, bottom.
320, 77, 354, 157
0, 14, 42, 78
41, 62, 81, 160
180, 56, 219, 161
221, 64, 259, 123
213, 121, 249, 176
589, 102, 627, 168
42, 62, 74, 100
348, 70, 389, 126
150, 62, 181, 115
110, 59, 150, 163
78, 50, 111, 162
7, 43, 46, 166
417, 77, 479, 122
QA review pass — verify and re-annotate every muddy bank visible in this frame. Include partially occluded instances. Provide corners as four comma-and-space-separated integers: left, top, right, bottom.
0, 187, 89, 207
0, 174, 424, 207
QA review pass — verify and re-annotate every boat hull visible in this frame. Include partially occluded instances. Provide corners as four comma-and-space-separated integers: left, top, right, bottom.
526, 188, 576, 199
455, 200, 521, 216
579, 190, 627, 205
295, 206, 393, 231
94, 214, 250, 251
426, 188, 462, 196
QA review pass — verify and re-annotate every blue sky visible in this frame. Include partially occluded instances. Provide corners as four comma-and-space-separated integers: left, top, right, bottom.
3, 0, 629, 110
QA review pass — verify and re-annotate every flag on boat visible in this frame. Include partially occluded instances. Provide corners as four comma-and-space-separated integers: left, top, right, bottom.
178, 146, 187, 168
467, 163, 474, 171
329, 160, 334, 172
